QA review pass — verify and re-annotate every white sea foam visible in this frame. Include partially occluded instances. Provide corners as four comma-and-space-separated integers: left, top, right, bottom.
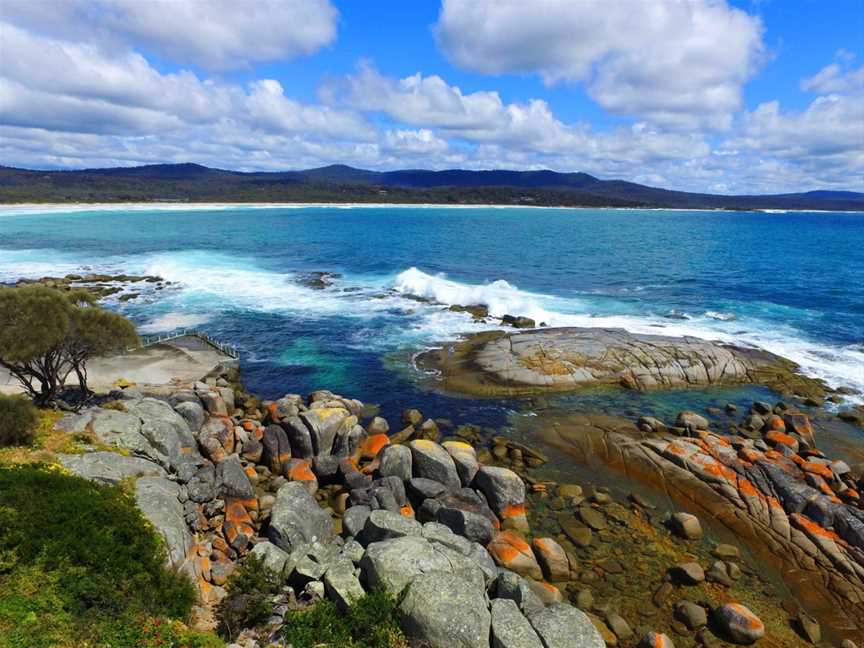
139, 312, 211, 333
704, 311, 737, 321
391, 267, 864, 398
394, 267, 563, 323
3, 245, 861, 399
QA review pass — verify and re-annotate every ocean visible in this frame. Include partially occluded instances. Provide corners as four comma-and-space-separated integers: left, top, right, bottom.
1, 204, 862, 429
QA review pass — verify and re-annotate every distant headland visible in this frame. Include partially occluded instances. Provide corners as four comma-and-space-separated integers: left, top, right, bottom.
1, 163, 862, 211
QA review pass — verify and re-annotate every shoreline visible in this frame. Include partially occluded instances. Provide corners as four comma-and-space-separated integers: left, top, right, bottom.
2, 201, 863, 215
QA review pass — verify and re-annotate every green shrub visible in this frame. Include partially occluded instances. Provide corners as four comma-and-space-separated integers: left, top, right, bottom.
281, 589, 406, 648
0, 394, 40, 447
0, 464, 200, 647
217, 554, 281, 639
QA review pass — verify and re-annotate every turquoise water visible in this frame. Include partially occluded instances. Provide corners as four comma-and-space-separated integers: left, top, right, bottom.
1, 204, 862, 426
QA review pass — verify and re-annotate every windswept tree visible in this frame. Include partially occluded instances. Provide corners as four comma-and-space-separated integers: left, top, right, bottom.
0, 286, 138, 404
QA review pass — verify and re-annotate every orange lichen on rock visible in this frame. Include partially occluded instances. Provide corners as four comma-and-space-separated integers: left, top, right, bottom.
223, 498, 254, 552
765, 430, 797, 448
399, 503, 415, 518
801, 461, 833, 480
361, 433, 390, 459
288, 459, 315, 482
500, 502, 526, 519
738, 447, 763, 463
487, 530, 542, 580
790, 512, 843, 542
763, 415, 786, 432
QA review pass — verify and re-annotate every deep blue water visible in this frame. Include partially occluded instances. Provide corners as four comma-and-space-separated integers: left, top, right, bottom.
1, 204, 862, 428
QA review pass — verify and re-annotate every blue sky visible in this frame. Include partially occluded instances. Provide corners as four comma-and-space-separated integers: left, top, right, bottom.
1, 0, 862, 193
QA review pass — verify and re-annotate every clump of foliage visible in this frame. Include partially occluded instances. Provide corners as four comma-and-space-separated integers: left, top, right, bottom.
281, 589, 406, 648
0, 464, 201, 647
217, 553, 281, 640
0, 286, 138, 404
0, 393, 40, 447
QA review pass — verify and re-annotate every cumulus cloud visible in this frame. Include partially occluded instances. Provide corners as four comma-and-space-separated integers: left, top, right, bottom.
801, 51, 864, 95
722, 93, 864, 187
434, 0, 764, 129
0, 0, 338, 70
0, 2, 860, 196
0, 21, 367, 141
328, 64, 710, 162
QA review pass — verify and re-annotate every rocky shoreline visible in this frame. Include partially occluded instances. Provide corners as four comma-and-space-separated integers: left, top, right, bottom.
44, 352, 862, 647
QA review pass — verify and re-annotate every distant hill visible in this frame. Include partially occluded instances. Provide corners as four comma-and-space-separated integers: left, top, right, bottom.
1, 163, 861, 211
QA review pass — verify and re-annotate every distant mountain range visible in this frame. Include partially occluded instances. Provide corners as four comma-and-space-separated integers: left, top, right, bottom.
1, 163, 862, 211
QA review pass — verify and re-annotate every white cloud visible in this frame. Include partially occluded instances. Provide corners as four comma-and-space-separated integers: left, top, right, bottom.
434, 0, 764, 129
328, 64, 710, 162
0, 22, 367, 141
0, 0, 338, 70
383, 129, 451, 156
801, 52, 864, 95
246, 80, 373, 140
723, 93, 864, 186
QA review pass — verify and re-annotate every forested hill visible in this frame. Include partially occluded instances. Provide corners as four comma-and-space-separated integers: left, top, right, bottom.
1, 163, 862, 211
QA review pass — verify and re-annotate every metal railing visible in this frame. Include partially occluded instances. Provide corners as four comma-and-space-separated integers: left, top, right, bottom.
136, 328, 240, 359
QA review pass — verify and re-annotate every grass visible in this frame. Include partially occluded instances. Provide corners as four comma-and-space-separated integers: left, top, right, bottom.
217, 554, 407, 648
0, 408, 126, 465
280, 590, 408, 648
0, 463, 218, 648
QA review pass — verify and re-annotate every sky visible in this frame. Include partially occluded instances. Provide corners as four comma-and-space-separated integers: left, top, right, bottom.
0, 0, 862, 194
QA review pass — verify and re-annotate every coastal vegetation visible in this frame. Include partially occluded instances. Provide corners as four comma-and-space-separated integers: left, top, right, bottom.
2, 163, 863, 210
0, 463, 207, 648
0, 285, 138, 404
0, 394, 39, 447
218, 555, 405, 647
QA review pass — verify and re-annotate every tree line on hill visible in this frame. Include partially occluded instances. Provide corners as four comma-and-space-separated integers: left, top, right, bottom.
1, 163, 862, 211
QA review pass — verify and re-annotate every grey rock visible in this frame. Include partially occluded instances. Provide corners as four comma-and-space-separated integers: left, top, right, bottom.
491, 597, 544, 648
262, 424, 293, 473
268, 481, 333, 553
676, 600, 707, 629
676, 411, 709, 431
280, 416, 314, 460
473, 465, 526, 516
408, 440, 461, 491
607, 613, 633, 640
436, 506, 495, 545
215, 455, 255, 499
671, 562, 705, 585
378, 444, 413, 482
359, 535, 452, 594
342, 505, 372, 538
58, 451, 166, 485
358, 509, 422, 545
186, 463, 217, 503
493, 570, 544, 616
670, 512, 703, 540
134, 476, 191, 570
714, 603, 765, 644
399, 570, 491, 648
125, 398, 202, 475
528, 603, 606, 648
197, 389, 227, 415
173, 400, 205, 434
408, 477, 449, 501
324, 559, 365, 611
341, 539, 365, 564
443, 441, 481, 486
370, 486, 401, 513
302, 407, 355, 456
250, 541, 291, 576
442, 327, 764, 393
